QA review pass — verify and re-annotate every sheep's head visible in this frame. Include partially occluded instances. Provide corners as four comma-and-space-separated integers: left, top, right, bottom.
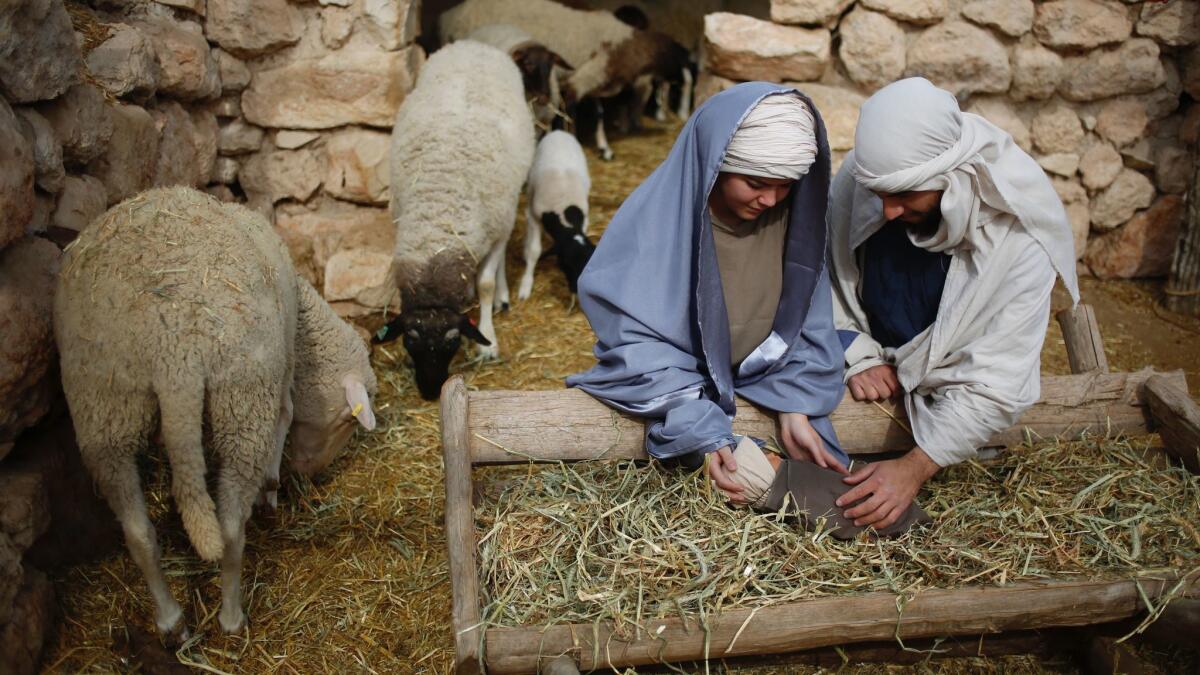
541, 208, 595, 296
373, 308, 489, 400
290, 281, 379, 476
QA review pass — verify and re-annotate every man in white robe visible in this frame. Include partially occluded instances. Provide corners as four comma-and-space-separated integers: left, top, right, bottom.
827, 78, 1079, 530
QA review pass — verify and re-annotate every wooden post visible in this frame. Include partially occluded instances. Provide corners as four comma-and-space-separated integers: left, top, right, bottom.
1056, 304, 1109, 375
1165, 140, 1200, 316
441, 375, 483, 674
1143, 373, 1200, 474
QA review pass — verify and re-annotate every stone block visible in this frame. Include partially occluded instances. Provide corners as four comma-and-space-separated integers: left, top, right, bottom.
324, 127, 391, 205
86, 23, 160, 99
206, 0, 302, 58
770, 0, 854, 26
0, 100, 35, 251
1058, 39, 1165, 102
52, 175, 107, 232
0, 0, 82, 103
88, 103, 159, 206
1095, 98, 1148, 148
1033, 0, 1132, 50
241, 147, 323, 204
966, 96, 1031, 152
905, 21, 1011, 97
859, 0, 949, 25
703, 13, 831, 82
1154, 145, 1191, 195
1090, 168, 1155, 230
1032, 105, 1084, 154
217, 119, 264, 156
962, 0, 1034, 38
363, 0, 420, 50
36, 84, 113, 169
14, 109, 63, 195
1010, 42, 1063, 101
1136, 0, 1198, 47
838, 8, 906, 91
0, 238, 60, 446
215, 49, 251, 94
1079, 140, 1122, 190
242, 46, 424, 129
1086, 195, 1183, 278
135, 17, 221, 100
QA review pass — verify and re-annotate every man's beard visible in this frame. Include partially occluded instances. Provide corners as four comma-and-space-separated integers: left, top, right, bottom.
904, 208, 942, 239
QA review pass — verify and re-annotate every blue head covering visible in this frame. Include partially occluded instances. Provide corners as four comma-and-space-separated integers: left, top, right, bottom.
567, 82, 847, 464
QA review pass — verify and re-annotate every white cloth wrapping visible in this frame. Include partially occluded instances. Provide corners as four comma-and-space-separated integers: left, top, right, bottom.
829, 78, 1077, 467
720, 93, 818, 180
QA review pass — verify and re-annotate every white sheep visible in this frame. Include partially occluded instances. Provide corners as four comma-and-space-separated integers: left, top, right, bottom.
378, 39, 535, 400
54, 187, 377, 638
521, 130, 593, 301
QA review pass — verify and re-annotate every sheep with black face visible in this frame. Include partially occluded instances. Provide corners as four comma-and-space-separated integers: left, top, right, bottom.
377, 40, 536, 400
521, 130, 594, 301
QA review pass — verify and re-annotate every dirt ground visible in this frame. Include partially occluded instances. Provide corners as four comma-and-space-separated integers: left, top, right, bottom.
39, 118, 1199, 674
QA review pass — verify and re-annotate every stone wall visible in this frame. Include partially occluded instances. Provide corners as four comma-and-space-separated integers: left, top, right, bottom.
0, 1, 422, 670
699, 0, 1198, 279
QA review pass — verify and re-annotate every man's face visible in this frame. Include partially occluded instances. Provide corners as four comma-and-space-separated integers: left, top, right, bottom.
874, 189, 943, 226
712, 173, 794, 221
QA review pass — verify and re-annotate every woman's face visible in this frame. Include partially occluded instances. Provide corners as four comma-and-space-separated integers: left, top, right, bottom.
710, 173, 794, 222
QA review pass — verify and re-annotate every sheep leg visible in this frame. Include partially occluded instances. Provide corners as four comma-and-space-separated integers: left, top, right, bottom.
632, 75, 654, 130
495, 243, 510, 312
91, 449, 188, 640
594, 101, 614, 161
257, 387, 293, 516
77, 393, 188, 640
475, 238, 505, 360
655, 81, 670, 122
677, 67, 693, 120
211, 386, 277, 634
518, 202, 542, 302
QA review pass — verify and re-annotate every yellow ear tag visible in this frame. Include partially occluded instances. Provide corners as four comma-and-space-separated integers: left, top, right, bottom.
351, 403, 363, 417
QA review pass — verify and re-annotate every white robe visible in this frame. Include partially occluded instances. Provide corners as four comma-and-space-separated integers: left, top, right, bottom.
828, 78, 1077, 468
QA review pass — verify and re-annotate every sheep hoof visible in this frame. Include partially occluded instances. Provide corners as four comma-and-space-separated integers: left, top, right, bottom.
600, 149, 614, 162
219, 606, 246, 635
477, 344, 500, 361
157, 609, 189, 646
499, 301, 510, 313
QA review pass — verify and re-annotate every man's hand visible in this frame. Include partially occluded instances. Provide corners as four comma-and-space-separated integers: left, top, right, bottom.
707, 445, 748, 504
837, 447, 939, 529
779, 412, 849, 476
847, 364, 900, 402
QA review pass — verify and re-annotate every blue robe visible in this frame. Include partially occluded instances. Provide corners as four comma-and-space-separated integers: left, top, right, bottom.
566, 83, 847, 465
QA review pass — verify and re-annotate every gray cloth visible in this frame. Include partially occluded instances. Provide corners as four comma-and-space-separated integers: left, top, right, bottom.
758, 459, 931, 540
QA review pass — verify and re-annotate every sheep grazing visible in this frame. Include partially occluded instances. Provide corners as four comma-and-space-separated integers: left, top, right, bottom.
377, 39, 535, 401
439, 0, 691, 159
466, 24, 571, 133
54, 187, 377, 638
522, 130, 594, 301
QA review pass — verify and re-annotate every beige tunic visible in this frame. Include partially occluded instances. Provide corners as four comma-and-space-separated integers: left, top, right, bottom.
712, 205, 788, 365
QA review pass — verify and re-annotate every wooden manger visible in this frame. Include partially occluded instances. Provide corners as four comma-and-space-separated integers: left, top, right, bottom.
439, 305, 1200, 674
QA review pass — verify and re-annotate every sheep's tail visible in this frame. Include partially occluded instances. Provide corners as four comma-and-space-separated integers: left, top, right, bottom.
157, 379, 223, 562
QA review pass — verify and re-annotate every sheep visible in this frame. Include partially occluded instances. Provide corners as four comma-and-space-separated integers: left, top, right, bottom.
375, 39, 535, 401
54, 187, 378, 639
521, 130, 594, 301
464, 24, 572, 134
439, 0, 692, 159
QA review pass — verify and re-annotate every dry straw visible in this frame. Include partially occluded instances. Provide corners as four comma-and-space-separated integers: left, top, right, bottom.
476, 435, 1200, 635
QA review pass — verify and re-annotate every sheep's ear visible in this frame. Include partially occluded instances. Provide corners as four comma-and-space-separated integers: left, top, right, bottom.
344, 378, 376, 431
373, 315, 404, 344
458, 314, 491, 346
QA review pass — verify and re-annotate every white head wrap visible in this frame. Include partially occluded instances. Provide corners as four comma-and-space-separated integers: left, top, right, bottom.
850, 77, 1079, 302
720, 93, 818, 180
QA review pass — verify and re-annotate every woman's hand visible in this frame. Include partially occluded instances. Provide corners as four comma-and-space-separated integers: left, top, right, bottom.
706, 445, 748, 504
779, 412, 849, 476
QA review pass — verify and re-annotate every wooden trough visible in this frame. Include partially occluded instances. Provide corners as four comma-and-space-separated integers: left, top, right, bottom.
439, 306, 1200, 674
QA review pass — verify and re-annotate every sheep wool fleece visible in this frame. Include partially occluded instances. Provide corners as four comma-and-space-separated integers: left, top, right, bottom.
389, 39, 535, 310
440, 0, 633, 68
54, 187, 298, 561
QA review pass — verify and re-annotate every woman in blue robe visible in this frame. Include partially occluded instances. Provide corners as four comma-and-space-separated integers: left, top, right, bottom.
566, 82, 848, 497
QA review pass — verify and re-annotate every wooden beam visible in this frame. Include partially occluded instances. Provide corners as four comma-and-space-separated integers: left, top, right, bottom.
1056, 304, 1109, 374
1143, 373, 1200, 473
467, 370, 1187, 465
483, 574, 1199, 674
440, 375, 483, 675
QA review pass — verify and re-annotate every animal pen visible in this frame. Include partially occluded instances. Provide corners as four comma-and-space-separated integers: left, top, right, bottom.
438, 305, 1200, 674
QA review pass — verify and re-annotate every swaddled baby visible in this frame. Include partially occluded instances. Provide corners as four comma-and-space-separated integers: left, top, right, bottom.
715, 437, 930, 539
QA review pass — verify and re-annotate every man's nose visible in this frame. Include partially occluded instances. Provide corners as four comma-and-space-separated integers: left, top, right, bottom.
881, 196, 905, 221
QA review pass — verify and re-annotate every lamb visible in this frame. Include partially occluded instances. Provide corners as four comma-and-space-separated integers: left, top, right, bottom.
375, 39, 535, 401
54, 187, 377, 639
521, 130, 594, 301
439, 0, 692, 159
465, 24, 571, 133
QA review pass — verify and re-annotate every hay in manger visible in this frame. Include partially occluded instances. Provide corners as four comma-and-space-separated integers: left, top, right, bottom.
441, 354, 1200, 674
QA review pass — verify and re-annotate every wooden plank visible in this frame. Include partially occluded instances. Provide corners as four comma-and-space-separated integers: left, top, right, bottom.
1144, 373, 1200, 473
1165, 144, 1200, 316
467, 370, 1188, 465
440, 375, 483, 675
483, 574, 1199, 674
1056, 304, 1109, 374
